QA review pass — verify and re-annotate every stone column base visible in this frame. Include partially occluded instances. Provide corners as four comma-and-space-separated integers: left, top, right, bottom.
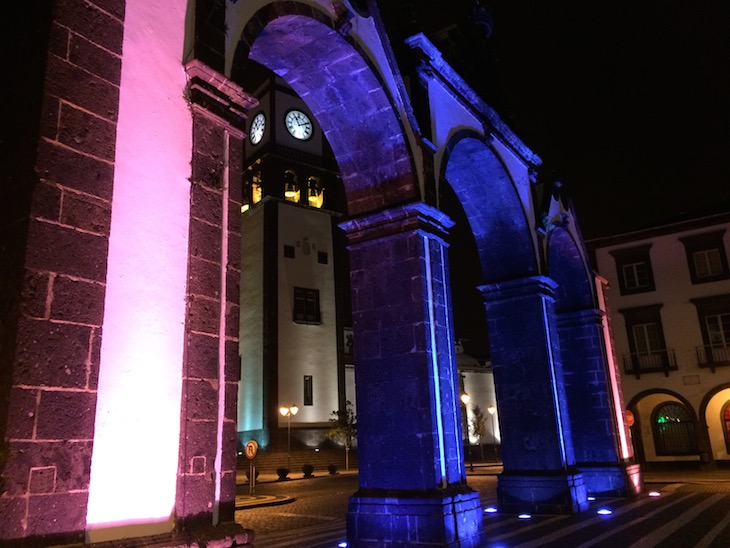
347, 487, 485, 547
578, 463, 643, 497
497, 471, 589, 514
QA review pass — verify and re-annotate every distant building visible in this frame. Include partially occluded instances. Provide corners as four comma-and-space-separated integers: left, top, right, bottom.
236, 70, 502, 453
589, 211, 730, 468
238, 69, 349, 450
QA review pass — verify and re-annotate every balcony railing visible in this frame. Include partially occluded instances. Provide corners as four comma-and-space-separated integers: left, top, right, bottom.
623, 349, 677, 378
696, 345, 730, 373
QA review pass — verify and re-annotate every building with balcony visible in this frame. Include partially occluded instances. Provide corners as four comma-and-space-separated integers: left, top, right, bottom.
589, 211, 730, 468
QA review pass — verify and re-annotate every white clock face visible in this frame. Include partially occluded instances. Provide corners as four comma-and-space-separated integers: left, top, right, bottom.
285, 110, 313, 140
249, 112, 266, 145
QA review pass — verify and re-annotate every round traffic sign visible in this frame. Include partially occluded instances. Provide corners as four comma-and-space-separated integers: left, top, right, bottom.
244, 440, 258, 460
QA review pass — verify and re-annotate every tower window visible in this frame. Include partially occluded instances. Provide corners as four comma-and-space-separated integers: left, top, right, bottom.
284, 245, 295, 258
318, 251, 328, 264
284, 170, 300, 203
293, 287, 320, 323
304, 375, 313, 406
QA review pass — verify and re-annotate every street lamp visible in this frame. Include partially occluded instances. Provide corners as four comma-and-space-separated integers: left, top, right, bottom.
280, 404, 299, 469
460, 391, 473, 471
487, 405, 497, 463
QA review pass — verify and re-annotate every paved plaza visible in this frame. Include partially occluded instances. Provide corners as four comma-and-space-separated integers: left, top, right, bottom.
235, 466, 730, 547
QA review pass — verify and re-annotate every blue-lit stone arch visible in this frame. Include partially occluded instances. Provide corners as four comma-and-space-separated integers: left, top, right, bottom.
233, 3, 419, 216
547, 227, 594, 312
230, 4, 486, 546
441, 132, 590, 514
442, 132, 538, 283
548, 225, 636, 495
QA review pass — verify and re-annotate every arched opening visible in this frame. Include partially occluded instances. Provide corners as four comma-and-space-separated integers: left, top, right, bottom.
231, 6, 486, 545
440, 135, 591, 512
442, 134, 537, 284
628, 390, 700, 466
652, 402, 697, 456
238, 11, 418, 216
698, 384, 730, 464
547, 225, 634, 494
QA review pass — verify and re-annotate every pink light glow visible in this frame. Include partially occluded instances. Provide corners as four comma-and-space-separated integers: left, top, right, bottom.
595, 276, 632, 460
86, 0, 192, 542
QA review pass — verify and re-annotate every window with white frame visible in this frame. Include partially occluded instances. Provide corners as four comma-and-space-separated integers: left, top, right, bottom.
694, 248, 724, 279
610, 245, 655, 295
680, 230, 729, 284
690, 294, 730, 366
622, 261, 650, 290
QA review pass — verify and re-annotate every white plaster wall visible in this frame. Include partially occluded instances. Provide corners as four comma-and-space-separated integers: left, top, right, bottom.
462, 371, 499, 445
705, 388, 730, 461
594, 221, 730, 462
594, 223, 730, 411
239, 208, 265, 436
277, 203, 339, 426
86, 0, 191, 541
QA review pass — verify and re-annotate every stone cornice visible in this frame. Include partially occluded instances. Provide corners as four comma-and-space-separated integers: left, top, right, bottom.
184, 59, 258, 136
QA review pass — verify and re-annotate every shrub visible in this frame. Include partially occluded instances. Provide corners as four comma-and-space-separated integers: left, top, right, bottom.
245, 468, 260, 481
276, 467, 290, 480
302, 463, 315, 477
327, 463, 338, 475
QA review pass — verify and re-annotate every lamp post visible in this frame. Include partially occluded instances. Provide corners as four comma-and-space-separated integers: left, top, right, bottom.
460, 391, 474, 471
487, 404, 497, 463
279, 404, 299, 469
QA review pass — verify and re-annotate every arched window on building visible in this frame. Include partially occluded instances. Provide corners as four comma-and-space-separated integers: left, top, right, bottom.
723, 401, 730, 454
652, 402, 697, 456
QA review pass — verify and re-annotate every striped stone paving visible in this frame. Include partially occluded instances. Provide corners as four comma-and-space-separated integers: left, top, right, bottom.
482, 491, 730, 548
237, 468, 730, 547
251, 490, 730, 547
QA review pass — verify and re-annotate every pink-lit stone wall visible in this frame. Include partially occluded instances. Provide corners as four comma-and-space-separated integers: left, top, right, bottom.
85, 0, 193, 542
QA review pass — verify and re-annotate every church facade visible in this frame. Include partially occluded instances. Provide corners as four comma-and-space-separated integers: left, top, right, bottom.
1, 1, 638, 546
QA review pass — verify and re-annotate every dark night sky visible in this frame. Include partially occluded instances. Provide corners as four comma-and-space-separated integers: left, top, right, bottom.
481, 1, 730, 240
417, 1, 730, 355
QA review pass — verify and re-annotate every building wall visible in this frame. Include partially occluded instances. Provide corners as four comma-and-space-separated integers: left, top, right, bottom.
591, 214, 730, 464
277, 202, 339, 429
239, 205, 265, 441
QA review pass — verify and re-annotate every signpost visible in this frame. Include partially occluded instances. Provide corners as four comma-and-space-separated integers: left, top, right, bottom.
245, 440, 258, 494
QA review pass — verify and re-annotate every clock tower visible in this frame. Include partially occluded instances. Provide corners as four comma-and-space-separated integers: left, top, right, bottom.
237, 65, 350, 451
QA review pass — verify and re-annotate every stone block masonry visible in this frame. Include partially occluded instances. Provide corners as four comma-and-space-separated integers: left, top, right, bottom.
1, 0, 124, 542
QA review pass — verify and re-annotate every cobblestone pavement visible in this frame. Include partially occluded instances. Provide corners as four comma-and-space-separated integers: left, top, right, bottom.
235, 467, 730, 547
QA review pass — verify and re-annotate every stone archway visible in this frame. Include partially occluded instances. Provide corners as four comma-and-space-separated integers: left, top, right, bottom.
441, 135, 589, 514
698, 383, 730, 464
232, 5, 485, 547
0, 1, 641, 545
548, 224, 639, 496
627, 390, 700, 466
238, 8, 419, 216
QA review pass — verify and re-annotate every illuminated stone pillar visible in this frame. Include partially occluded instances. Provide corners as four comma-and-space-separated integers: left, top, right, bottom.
480, 276, 589, 514
0, 1, 121, 543
176, 60, 254, 527
343, 203, 485, 547
557, 308, 642, 496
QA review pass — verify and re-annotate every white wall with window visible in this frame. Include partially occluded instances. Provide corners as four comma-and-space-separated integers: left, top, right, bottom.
278, 201, 339, 430
589, 211, 730, 466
